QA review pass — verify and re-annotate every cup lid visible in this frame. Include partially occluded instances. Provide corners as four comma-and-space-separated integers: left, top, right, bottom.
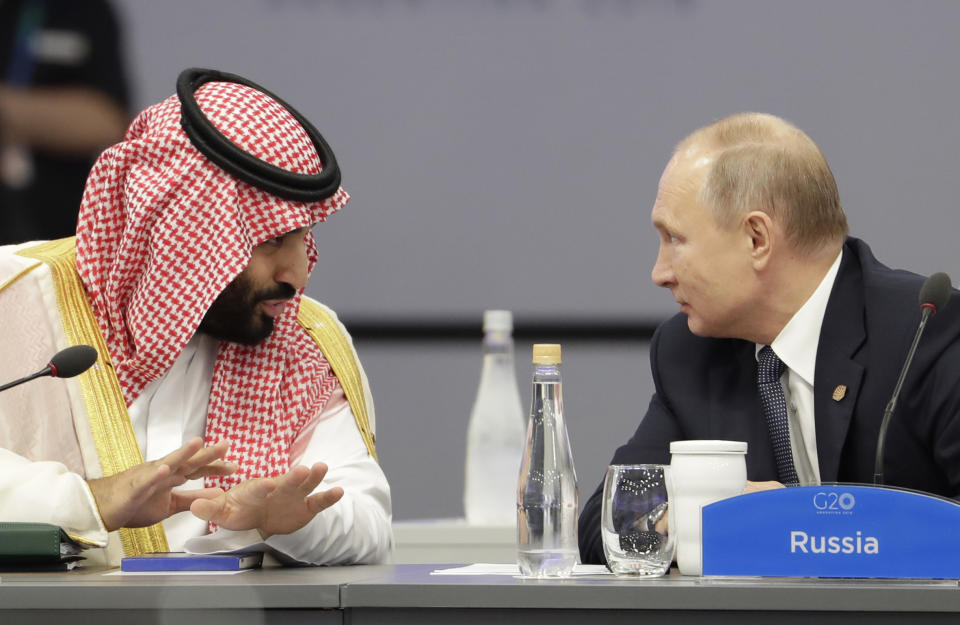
669, 440, 747, 454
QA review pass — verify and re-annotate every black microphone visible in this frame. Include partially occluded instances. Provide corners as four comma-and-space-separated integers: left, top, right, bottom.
0, 345, 99, 393
873, 272, 952, 485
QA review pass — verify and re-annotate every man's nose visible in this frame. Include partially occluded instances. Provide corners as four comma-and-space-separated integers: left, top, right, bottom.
274, 237, 310, 292
651, 246, 675, 288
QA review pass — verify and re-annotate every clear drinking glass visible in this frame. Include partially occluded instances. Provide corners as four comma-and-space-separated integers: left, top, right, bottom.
601, 464, 675, 576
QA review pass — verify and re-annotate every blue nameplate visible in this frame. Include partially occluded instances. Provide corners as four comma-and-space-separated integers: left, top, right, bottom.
701, 485, 960, 578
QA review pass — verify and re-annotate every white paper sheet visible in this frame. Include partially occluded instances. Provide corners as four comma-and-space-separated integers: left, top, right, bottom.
430, 563, 612, 576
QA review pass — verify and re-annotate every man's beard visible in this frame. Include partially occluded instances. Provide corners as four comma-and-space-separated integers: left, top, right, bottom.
198, 274, 297, 345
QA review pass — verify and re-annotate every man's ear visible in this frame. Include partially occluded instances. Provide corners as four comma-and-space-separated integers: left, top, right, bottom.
744, 210, 774, 269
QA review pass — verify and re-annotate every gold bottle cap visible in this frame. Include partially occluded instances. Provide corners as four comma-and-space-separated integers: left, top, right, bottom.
532, 344, 562, 364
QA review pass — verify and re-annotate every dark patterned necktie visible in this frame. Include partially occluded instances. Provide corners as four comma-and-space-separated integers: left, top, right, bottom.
757, 346, 799, 485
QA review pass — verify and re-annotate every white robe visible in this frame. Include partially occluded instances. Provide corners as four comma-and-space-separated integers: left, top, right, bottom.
0, 242, 393, 566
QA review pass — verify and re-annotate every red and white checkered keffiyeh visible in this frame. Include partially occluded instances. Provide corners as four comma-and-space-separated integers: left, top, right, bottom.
75, 80, 349, 490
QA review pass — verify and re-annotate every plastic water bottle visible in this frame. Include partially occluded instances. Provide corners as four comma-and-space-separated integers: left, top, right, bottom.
517, 343, 579, 577
463, 310, 526, 525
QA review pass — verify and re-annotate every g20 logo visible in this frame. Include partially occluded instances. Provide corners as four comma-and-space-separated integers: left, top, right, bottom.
813, 491, 855, 511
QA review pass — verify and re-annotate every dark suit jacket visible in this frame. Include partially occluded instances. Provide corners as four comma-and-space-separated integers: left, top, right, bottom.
579, 237, 960, 564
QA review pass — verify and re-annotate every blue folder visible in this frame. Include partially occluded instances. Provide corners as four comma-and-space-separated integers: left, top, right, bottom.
121, 551, 263, 572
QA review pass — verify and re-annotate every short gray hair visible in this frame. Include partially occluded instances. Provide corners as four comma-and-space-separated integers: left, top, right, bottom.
677, 113, 848, 253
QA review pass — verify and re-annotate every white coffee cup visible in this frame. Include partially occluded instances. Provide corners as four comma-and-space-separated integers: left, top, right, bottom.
668, 440, 747, 576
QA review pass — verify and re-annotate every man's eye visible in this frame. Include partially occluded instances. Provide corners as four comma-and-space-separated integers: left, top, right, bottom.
265, 236, 284, 246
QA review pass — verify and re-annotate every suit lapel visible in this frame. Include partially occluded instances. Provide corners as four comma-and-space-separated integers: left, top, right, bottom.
814, 244, 866, 482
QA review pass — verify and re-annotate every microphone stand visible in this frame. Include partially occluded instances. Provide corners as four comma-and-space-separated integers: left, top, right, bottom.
873, 305, 935, 485
0, 368, 50, 393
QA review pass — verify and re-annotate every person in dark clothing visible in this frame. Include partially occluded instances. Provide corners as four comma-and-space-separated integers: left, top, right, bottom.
0, 0, 130, 244
579, 113, 960, 565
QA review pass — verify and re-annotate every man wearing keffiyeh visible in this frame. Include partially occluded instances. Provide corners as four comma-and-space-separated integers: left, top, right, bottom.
0, 69, 392, 566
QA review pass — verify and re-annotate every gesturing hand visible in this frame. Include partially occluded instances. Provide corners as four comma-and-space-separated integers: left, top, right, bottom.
189, 462, 344, 539
87, 438, 236, 532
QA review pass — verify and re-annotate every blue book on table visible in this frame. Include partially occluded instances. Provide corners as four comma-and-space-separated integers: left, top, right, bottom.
121, 551, 263, 572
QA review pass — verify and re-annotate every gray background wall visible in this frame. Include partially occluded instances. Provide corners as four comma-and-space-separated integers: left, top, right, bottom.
114, 0, 960, 520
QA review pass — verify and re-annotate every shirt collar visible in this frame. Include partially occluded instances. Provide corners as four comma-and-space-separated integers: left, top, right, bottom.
756, 250, 843, 385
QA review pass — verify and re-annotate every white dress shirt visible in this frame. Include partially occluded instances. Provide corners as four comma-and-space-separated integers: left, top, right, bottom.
756, 250, 843, 486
